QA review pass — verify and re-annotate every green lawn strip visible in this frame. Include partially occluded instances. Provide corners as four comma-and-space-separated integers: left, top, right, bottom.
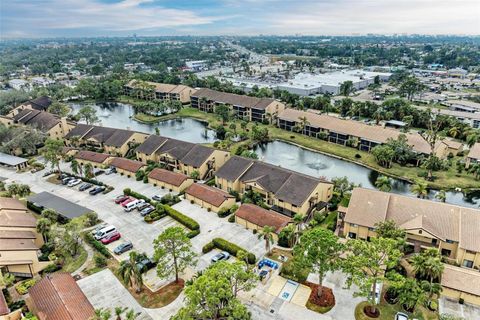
60, 245, 88, 273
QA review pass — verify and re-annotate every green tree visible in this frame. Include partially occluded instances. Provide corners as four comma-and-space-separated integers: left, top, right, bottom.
400, 76, 425, 101
70, 159, 83, 176
42, 138, 65, 174
6, 183, 31, 198
371, 145, 395, 168
258, 225, 275, 255
411, 180, 428, 198
410, 248, 444, 299
190, 170, 200, 180
331, 176, 356, 199
343, 237, 403, 316
47, 101, 70, 117
153, 226, 197, 283
36, 217, 52, 242
375, 175, 392, 192
229, 122, 237, 135
340, 81, 355, 96
240, 150, 259, 159
396, 278, 427, 312
84, 162, 94, 179
293, 228, 343, 297
215, 104, 230, 125
42, 208, 58, 222
118, 251, 145, 293
172, 261, 252, 320
374, 220, 406, 243
435, 190, 447, 202
0, 271, 15, 289
76, 105, 99, 124
469, 163, 480, 180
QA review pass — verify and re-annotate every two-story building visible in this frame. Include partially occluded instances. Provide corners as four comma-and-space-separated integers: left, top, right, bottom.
124, 80, 196, 104
341, 188, 480, 269
136, 135, 230, 180
74, 150, 112, 168
65, 124, 148, 156
190, 88, 286, 123
466, 142, 480, 169
215, 156, 333, 217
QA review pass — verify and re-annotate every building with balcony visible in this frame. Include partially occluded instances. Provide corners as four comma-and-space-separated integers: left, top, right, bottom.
215, 156, 332, 217
124, 80, 196, 104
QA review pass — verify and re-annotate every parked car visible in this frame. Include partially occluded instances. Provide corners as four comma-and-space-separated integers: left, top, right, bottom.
140, 206, 155, 217
114, 195, 129, 204
211, 251, 230, 263
395, 312, 409, 320
79, 183, 93, 191
114, 241, 133, 254
152, 195, 162, 201
67, 179, 82, 187
93, 169, 105, 176
125, 199, 143, 212
91, 223, 108, 236
62, 176, 75, 185
58, 173, 69, 180
101, 231, 121, 244
136, 257, 156, 272
136, 202, 150, 211
94, 225, 117, 240
89, 186, 105, 195
121, 197, 136, 207
105, 167, 117, 175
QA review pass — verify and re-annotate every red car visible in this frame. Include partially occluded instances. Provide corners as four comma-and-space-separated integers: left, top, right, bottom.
101, 231, 121, 244
121, 197, 136, 207
115, 195, 129, 204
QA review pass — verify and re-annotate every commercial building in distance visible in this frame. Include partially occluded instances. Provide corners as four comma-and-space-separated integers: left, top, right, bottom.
276, 70, 392, 96
190, 88, 286, 122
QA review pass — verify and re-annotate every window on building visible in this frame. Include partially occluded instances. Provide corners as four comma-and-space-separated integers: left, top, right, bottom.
351, 223, 358, 227
463, 259, 474, 268
441, 249, 451, 257
446, 239, 454, 244
432, 239, 438, 245
418, 230, 422, 234
368, 227, 375, 231
348, 232, 357, 239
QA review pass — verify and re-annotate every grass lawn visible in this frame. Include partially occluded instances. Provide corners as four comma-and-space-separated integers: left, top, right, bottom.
60, 246, 88, 273
133, 113, 162, 123
355, 301, 438, 320
319, 211, 338, 231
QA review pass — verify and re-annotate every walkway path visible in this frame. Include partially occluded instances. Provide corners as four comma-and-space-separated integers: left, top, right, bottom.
72, 242, 94, 277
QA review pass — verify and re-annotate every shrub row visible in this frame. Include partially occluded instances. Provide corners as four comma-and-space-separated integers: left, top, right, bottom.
84, 233, 112, 258
123, 188, 155, 204
202, 238, 256, 264
217, 204, 239, 218
164, 205, 200, 231
144, 210, 167, 223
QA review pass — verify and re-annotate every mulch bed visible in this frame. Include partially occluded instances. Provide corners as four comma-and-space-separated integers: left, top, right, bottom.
305, 281, 335, 308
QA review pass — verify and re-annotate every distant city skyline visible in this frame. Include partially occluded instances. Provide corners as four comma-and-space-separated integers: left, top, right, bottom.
1, 0, 479, 39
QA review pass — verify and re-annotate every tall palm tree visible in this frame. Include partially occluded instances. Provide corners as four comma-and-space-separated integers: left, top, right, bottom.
448, 126, 460, 139
125, 309, 140, 320
410, 180, 428, 199
258, 226, 275, 255
297, 116, 310, 134
375, 175, 392, 192
70, 159, 83, 177
115, 307, 127, 320
435, 190, 446, 202
410, 248, 444, 299
84, 163, 94, 179
117, 251, 144, 293
36, 218, 52, 242
469, 163, 480, 180
292, 213, 304, 246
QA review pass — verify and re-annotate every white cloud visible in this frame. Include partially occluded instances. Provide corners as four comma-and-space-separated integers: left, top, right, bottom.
3, 0, 220, 35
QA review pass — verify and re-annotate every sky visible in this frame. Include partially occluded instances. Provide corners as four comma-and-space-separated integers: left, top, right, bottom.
1, 0, 479, 38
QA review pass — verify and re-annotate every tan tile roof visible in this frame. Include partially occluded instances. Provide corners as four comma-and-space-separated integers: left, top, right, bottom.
468, 143, 480, 160
192, 88, 277, 110
186, 183, 234, 207
148, 168, 190, 187
29, 273, 95, 320
0, 238, 38, 251
441, 265, 480, 296
0, 197, 27, 211
235, 203, 291, 233
75, 150, 111, 164
278, 108, 432, 154
110, 157, 145, 173
345, 188, 480, 252
0, 230, 36, 239
0, 211, 36, 228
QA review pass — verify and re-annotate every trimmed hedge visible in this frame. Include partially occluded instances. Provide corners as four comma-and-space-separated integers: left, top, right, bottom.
84, 233, 111, 258
123, 188, 155, 205
164, 205, 200, 230
16, 279, 37, 295
217, 204, 239, 218
186, 229, 200, 238
203, 238, 256, 264
144, 211, 167, 223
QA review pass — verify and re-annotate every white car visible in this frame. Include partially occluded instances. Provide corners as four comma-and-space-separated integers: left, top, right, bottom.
67, 179, 82, 187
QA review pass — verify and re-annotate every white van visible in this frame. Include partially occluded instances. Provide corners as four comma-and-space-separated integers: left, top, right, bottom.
124, 200, 141, 212
94, 225, 117, 240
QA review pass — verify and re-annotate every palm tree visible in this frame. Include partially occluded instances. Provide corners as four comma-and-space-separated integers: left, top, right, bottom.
36, 218, 52, 242
411, 180, 428, 199
117, 251, 144, 293
469, 163, 480, 180
91, 308, 111, 320
70, 159, 83, 177
296, 116, 310, 134
258, 225, 275, 255
84, 163, 94, 179
375, 175, 392, 192
292, 213, 304, 246
125, 309, 141, 320
410, 248, 444, 299
448, 126, 460, 138
115, 307, 127, 320
435, 190, 446, 202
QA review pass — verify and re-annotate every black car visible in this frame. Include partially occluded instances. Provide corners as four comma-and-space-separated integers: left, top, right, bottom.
79, 183, 93, 191
89, 186, 105, 195
136, 258, 156, 272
